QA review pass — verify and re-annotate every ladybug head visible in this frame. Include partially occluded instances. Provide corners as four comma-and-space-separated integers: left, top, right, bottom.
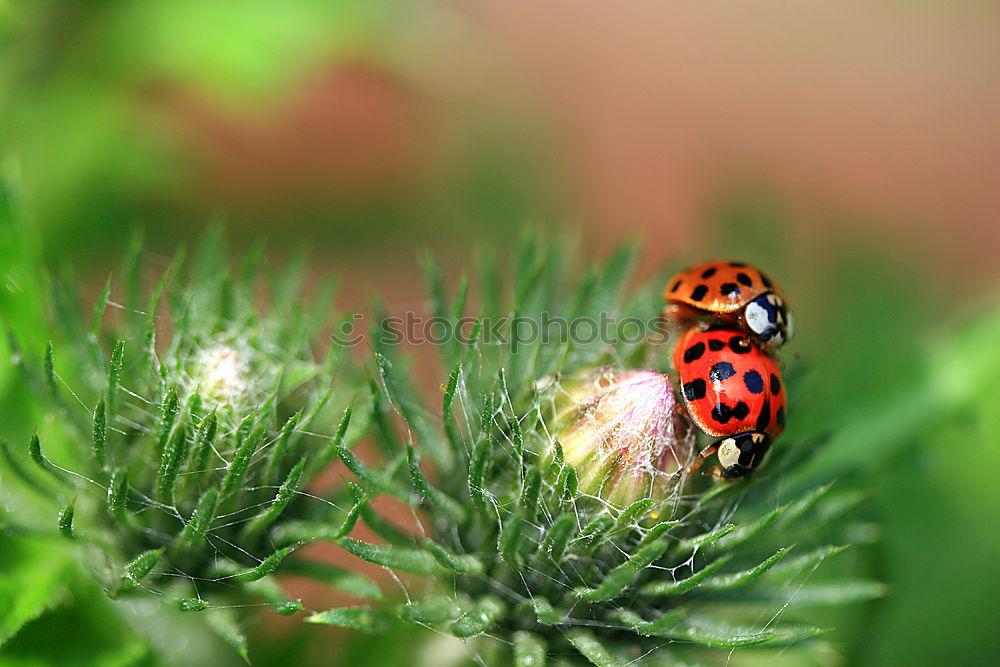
716, 432, 771, 479
743, 293, 794, 348
719, 464, 752, 480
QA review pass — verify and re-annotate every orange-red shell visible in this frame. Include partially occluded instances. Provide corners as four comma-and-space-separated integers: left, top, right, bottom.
664, 259, 781, 314
672, 327, 786, 439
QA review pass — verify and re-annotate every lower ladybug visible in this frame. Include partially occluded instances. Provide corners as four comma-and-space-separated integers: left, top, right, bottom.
672, 326, 786, 479
663, 259, 794, 351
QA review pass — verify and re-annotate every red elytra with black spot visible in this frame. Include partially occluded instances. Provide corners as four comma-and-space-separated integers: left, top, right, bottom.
672, 327, 786, 439
664, 259, 784, 314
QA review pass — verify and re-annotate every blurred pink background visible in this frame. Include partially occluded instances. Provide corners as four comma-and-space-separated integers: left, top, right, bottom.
466, 1, 1000, 261
126, 1, 1000, 299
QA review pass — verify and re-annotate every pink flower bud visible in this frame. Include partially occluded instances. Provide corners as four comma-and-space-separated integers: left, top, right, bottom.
553, 367, 696, 507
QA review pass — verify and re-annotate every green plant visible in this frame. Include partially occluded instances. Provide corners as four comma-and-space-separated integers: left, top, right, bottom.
310, 240, 881, 665
2, 231, 880, 665
2, 229, 373, 660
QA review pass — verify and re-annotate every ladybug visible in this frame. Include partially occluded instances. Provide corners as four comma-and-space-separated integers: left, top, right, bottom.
663, 259, 794, 350
672, 326, 786, 479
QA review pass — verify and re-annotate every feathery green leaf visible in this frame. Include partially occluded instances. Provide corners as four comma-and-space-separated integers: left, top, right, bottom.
174, 487, 219, 553
91, 399, 107, 470
426, 540, 485, 575
57, 504, 74, 539
451, 596, 504, 638
233, 546, 295, 583
567, 630, 627, 667
241, 458, 306, 538
513, 632, 546, 667
576, 540, 669, 602
641, 554, 734, 597
338, 538, 443, 576
307, 607, 381, 632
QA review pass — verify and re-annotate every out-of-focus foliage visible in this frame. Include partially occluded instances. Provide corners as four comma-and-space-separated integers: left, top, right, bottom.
0, 1, 551, 266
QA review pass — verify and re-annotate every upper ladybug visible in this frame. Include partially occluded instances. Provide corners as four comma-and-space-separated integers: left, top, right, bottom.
663, 259, 794, 350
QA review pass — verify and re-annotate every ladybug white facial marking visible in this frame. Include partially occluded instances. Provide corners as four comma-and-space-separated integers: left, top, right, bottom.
744, 293, 791, 348
715, 432, 771, 478
744, 298, 771, 337
687, 430, 773, 479
717, 437, 741, 469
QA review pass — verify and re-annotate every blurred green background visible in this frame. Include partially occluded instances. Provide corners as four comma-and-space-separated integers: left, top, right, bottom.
2, 1, 1000, 665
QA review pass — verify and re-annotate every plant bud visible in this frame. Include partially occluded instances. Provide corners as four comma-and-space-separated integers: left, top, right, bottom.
552, 367, 695, 507
194, 344, 250, 407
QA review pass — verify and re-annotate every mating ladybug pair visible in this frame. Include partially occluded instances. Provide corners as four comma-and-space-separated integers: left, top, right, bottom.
663, 260, 793, 480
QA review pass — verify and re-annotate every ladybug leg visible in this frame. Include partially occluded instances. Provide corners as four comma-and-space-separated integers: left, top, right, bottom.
687, 443, 720, 475
661, 302, 702, 325
714, 310, 741, 329
657, 303, 704, 349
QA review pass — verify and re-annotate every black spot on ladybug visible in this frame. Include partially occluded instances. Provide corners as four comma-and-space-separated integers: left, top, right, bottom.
683, 379, 707, 401
770, 373, 782, 396
775, 406, 786, 429
729, 336, 751, 354
701, 267, 717, 279
729, 261, 747, 267
711, 403, 732, 423
738, 448, 754, 466
707, 339, 725, 351
670, 279, 682, 293
709, 362, 736, 382
737, 272, 753, 287
755, 406, 771, 431
760, 273, 774, 289
683, 342, 706, 363
690, 284, 709, 301
720, 283, 740, 296
743, 370, 764, 394
732, 401, 750, 420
